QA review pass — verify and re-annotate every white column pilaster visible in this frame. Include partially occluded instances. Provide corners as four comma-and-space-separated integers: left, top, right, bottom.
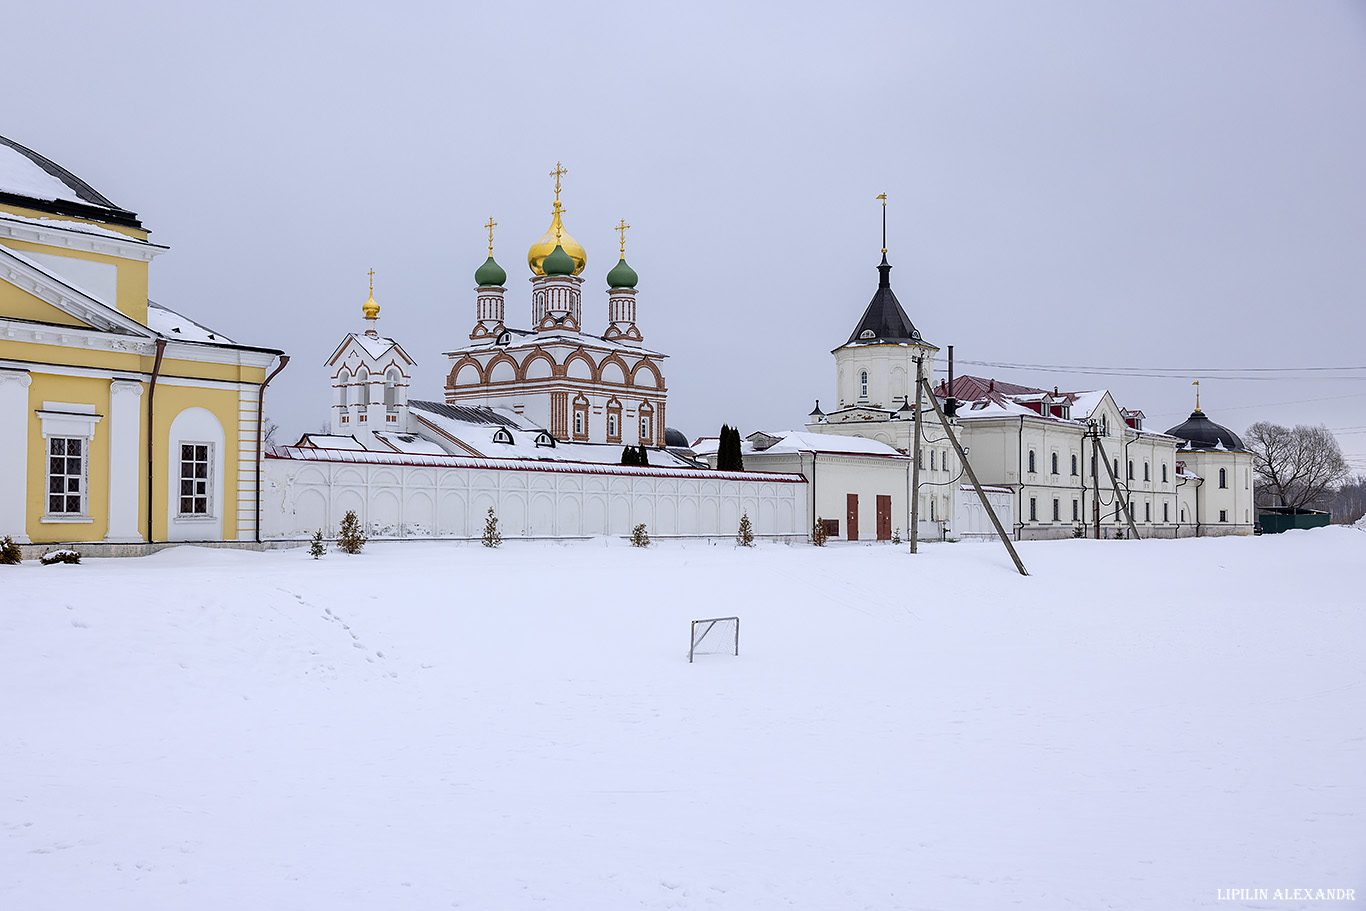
0, 370, 33, 542
105, 379, 145, 542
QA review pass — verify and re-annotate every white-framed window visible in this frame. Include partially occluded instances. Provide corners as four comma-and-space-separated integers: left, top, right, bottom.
37, 403, 101, 522
1071, 453, 1078, 476
1072, 499, 1079, 521
1162, 463, 1168, 483
384, 368, 400, 412
1028, 450, 1036, 473
357, 368, 370, 406
178, 443, 213, 517
1219, 468, 1227, 489
930, 450, 936, 470
860, 371, 868, 399
1127, 460, 1134, 480
608, 413, 619, 438
1163, 502, 1169, 522
47, 436, 87, 516
1143, 461, 1150, 481
338, 369, 350, 407
574, 410, 585, 436
1052, 498, 1059, 522
1029, 497, 1037, 521
1219, 509, 1228, 523
1051, 452, 1059, 475
1144, 502, 1150, 522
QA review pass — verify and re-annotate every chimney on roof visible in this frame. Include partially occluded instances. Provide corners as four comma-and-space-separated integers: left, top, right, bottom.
1054, 386, 1059, 396
988, 378, 995, 393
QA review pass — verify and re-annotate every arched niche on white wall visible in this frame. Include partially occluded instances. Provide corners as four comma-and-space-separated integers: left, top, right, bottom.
167, 406, 226, 541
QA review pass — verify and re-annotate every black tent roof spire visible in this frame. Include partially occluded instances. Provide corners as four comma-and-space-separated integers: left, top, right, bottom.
842, 194, 929, 347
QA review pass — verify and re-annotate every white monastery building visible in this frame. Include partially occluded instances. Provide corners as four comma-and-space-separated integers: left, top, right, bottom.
261, 166, 803, 541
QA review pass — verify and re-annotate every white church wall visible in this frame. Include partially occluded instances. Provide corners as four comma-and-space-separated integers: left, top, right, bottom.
261, 454, 805, 541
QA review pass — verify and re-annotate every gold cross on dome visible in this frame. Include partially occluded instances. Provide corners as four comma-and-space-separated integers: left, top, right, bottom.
615, 219, 630, 256
550, 161, 568, 204
368, 268, 375, 294
484, 217, 497, 255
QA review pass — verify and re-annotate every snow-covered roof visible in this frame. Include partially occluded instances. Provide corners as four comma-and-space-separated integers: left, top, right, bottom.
0, 209, 142, 242
1067, 390, 1108, 420
0, 143, 89, 206
147, 301, 234, 344
0, 134, 141, 228
267, 445, 803, 483
296, 434, 370, 451
409, 401, 697, 469
695, 431, 908, 460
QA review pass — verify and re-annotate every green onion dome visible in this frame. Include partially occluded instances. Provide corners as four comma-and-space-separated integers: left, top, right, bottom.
542, 244, 576, 276
606, 257, 638, 289
474, 255, 507, 287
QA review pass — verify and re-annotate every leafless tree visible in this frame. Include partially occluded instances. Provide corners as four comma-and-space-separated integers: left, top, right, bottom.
1246, 422, 1349, 510
1325, 473, 1366, 525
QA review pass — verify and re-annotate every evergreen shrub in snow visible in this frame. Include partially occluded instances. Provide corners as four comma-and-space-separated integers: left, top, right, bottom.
630, 523, 650, 547
309, 530, 327, 559
811, 518, 828, 547
737, 512, 754, 547
337, 511, 367, 554
891, 528, 902, 545
482, 508, 502, 548
1073, 523, 1085, 538
40, 549, 81, 565
0, 536, 21, 565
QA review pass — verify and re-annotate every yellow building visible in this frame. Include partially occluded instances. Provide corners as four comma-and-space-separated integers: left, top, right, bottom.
0, 134, 286, 548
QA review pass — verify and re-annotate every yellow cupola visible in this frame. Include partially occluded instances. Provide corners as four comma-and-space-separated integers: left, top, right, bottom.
527, 161, 587, 275
362, 268, 380, 320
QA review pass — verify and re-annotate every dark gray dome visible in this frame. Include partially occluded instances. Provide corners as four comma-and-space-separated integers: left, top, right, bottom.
663, 427, 689, 448
1165, 409, 1245, 451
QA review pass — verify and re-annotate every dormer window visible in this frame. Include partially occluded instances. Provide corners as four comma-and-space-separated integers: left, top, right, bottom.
534, 432, 556, 448
492, 428, 514, 445
496, 331, 511, 346
859, 329, 875, 340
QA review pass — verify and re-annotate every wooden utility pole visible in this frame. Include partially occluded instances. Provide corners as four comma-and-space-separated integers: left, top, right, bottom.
909, 355, 924, 554
919, 374, 1028, 576
1093, 432, 1141, 539
1091, 428, 1102, 540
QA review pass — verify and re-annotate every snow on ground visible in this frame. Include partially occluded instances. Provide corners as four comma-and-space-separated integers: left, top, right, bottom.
2, 530, 1363, 909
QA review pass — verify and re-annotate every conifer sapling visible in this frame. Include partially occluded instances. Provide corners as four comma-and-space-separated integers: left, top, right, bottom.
482, 507, 503, 548
337, 510, 367, 554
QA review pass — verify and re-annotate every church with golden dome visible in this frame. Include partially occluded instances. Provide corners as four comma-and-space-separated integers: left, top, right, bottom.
444, 163, 668, 447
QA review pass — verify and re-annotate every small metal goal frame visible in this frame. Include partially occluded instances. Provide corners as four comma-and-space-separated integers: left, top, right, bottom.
689, 616, 740, 663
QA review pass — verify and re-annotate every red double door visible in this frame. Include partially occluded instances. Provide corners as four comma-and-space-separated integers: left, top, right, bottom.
846, 494, 893, 541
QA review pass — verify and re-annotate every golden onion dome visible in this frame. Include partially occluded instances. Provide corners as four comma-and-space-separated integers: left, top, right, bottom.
362, 292, 380, 320
527, 209, 587, 275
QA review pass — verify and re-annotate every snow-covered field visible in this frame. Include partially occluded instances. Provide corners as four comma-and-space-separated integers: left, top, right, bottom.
3, 530, 1363, 910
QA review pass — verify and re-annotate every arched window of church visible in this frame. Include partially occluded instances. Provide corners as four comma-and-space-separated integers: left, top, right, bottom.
338, 369, 350, 407
640, 415, 651, 442
1051, 452, 1058, 475
384, 369, 400, 412
860, 371, 868, 399
574, 410, 585, 436
1027, 450, 1036, 473
357, 368, 370, 406
608, 413, 618, 438
1219, 467, 1227, 489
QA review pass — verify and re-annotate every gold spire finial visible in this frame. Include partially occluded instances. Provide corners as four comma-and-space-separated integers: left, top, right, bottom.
1192, 379, 1200, 411
876, 193, 888, 254
485, 217, 497, 256
616, 219, 630, 257
550, 161, 568, 206
368, 268, 375, 295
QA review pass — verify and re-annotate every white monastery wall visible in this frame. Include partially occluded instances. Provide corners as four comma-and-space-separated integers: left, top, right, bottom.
261, 452, 805, 540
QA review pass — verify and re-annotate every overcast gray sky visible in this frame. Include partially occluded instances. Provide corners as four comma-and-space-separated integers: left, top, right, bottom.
8, 0, 1366, 468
